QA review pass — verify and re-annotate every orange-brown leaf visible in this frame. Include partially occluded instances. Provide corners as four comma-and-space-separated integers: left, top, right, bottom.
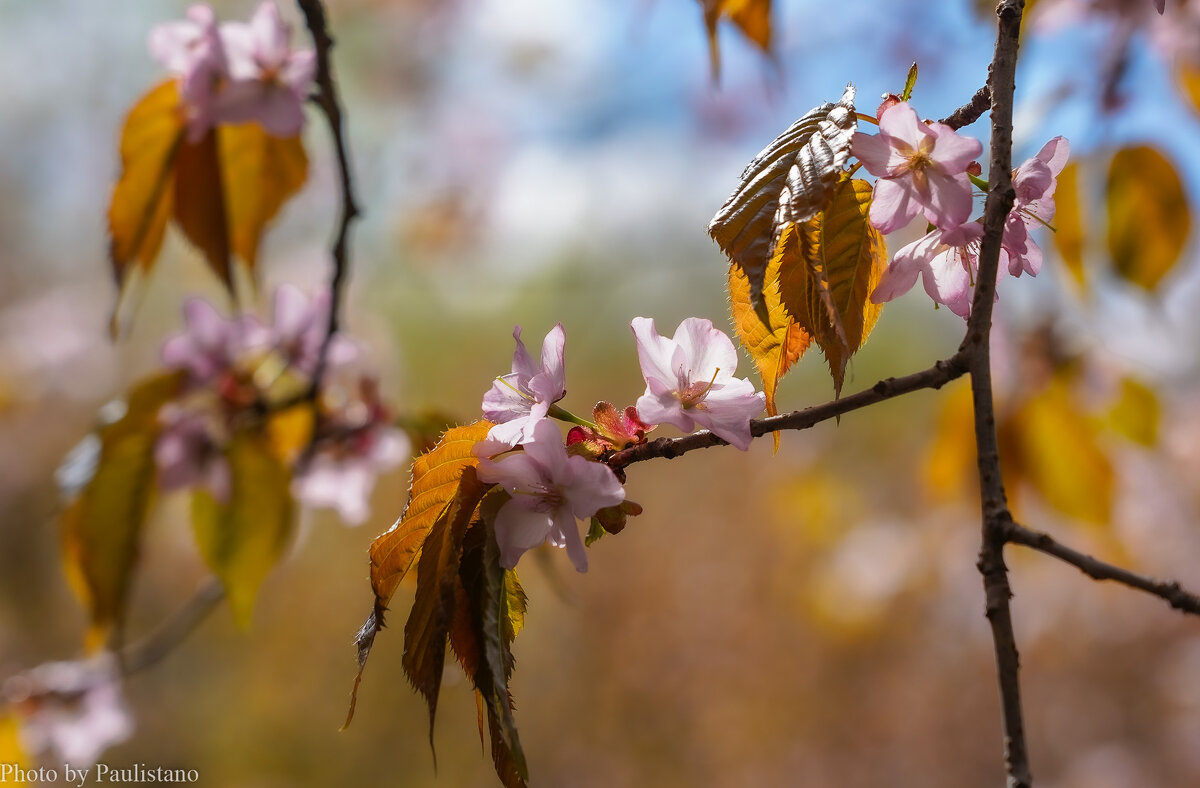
173, 130, 233, 290
1106, 145, 1190, 291
218, 123, 308, 270
1177, 62, 1200, 119
403, 468, 491, 755
108, 80, 184, 290
369, 421, 494, 609
701, 0, 772, 79
778, 178, 886, 395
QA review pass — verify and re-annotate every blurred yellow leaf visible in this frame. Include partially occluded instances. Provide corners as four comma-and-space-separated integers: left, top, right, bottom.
266, 403, 316, 466
778, 178, 887, 395
1106, 145, 1190, 291
1106, 376, 1160, 447
192, 429, 295, 627
60, 372, 184, 650
0, 711, 28, 769
1176, 63, 1200, 118
107, 81, 184, 299
1054, 161, 1086, 288
173, 130, 233, 290
218, 123, 309, 270
1010, 377, 1114, 527
922, 378, 977, 502
700, 0, 772, 79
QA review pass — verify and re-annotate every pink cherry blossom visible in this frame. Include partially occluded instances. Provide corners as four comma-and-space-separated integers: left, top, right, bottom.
217, 2, 316, 138
631, 317, 765, 451
871, 223, 986, 318
476, 419, 625, 572
264, 285, 358, 377
1002, 136, 1070, 277
149, 4, 227, 142
8, 654, 133, 767
851, 102, 983, 234
482, 324, 567, 449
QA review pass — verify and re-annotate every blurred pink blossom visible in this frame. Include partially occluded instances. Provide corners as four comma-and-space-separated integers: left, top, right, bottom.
482, 324, 567, 449
871, 222, 985, 318
154, 403, 232, 502
851, 102, 982, 233
149, 4, 227, 142
292, 378, 410, 525
161, 298, 249, 387
476, 419, 625, 572
1002, 137, 1070, 277
631, 317, 764, 451
217, 2, 316, 138
6, 655, 133, 768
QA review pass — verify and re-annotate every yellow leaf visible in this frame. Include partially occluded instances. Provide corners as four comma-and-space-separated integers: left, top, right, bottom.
1106, 145, 1190, 291
218, 123, 309, 271
1054, 161, 1086, 288
0, 711, 29, 769
60, 372, 184, 650
1106, 376, 1160, 447
192, 429, 295, 627
778, 178, 887, 395
728, 259, 812, 419
1176, 62, 1200, 118
368, 421, 494, 613
701, 0, 772, 78
173, 130, 233, 290
922, 378, 977, 502
107, 80, 184, 294
1011, 377, 1113, 527
266, 403, 316, 466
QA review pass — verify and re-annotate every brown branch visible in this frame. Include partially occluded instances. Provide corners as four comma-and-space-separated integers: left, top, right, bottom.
118, 578, 226, 676
940, 84, 992, 130
1005, 522, 1200, 615
609, 353, 968, 470
297, 0, 361, 401
966, 2, 1030, 787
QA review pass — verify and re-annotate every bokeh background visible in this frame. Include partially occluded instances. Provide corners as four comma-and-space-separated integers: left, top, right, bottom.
4, 0, 1200, 785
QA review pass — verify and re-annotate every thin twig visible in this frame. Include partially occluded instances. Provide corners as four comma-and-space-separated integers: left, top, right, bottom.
118, 578, 226, 676
296, 0, 361, 402
1005, 523, 1200, 615
940, 85, 992, 130
608, 354, 968, 469
965, 2, 1030, 787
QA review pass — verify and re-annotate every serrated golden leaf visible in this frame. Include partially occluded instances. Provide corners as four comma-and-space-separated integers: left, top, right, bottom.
1054, 161, 1086, 288
1106, 145, 1190, 291
368, 421, 494, 609
728, 259, 811, 417
173, 130, 233, 290
218, 123, 308, 271
60, 372, 184, 650
108, 80, 184, 295
778, 178, 887, 395
192, 429, 295, 627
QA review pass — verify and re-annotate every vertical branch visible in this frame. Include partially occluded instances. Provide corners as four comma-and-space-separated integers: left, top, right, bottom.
964, 2, 1031, 787
296, 0, 361, 398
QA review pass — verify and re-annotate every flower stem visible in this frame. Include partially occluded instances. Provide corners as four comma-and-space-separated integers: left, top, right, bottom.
546, 403, 599, 432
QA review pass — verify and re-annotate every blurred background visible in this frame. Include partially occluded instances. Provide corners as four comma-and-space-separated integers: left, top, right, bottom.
4, 0, 1200, 785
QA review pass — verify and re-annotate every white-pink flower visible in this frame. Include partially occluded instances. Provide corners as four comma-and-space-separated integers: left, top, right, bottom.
161, 298, 248, 386
9, 654, 133, 768
292, 426, 410, 526
1002, 136, 1070, 277
476, 419, 624, 572
149, 4, 227, 142
482, 324, 567, 449
871, 223, 986, 318
217, 2, 316, 138
851, 102, 983, 234
264, 285, 357, 377
631, 317, 765, 451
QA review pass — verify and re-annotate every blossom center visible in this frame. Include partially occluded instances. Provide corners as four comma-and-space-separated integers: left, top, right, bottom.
676, 367, 720, 410
514, 482, 564, 513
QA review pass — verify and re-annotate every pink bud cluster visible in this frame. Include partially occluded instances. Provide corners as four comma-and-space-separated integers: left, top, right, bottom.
851, 101, 1069, 317
475, 318, 765, 572
149, 2, 315, 141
